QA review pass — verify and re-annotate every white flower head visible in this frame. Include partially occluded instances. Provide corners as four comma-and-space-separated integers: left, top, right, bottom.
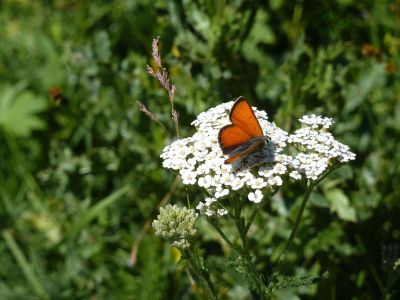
161, 100, 355, 205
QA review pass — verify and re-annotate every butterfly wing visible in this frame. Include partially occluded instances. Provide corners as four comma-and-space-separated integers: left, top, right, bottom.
229, 97, 264, 138
223, 137, 265, 164
224, 153, 241, 164
218, 124, 253, 154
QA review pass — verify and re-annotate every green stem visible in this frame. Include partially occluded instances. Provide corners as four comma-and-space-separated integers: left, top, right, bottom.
233, 200, 266, 299
275, 182, 313, 275
4, 132, 45, 212
2, 230, 49, 299
209, 205, 266, 298
186, 250, 217, 299
244, 204, 260, 237
208, 221, 239, 253
382, 268, 397, 300
355, 234, 384, 293
268, 168, 337, 293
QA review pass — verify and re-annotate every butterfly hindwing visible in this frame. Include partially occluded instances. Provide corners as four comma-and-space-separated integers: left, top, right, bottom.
223, 137, 265, 164
224, 153, 241, 164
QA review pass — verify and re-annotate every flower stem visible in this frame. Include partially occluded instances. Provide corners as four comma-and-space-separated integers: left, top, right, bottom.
208, 221, 239, 253
275, 181, 313, 276
186, 250, 218, 299
244, 204, 260, 237
233, 199, 266, 299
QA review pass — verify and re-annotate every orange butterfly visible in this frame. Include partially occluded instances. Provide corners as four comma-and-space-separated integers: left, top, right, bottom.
218, 96, 268, 164
48, 87, 68, 105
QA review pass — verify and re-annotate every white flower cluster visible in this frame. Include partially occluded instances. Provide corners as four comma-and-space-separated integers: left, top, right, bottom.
161, 101, 355, 205
152, 204, 198, 249
289, 123, 356, 164
298, 114, 333, 129
196, 197, 228, 217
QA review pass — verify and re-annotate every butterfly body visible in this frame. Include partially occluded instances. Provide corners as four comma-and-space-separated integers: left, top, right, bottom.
218, 96, 268, 164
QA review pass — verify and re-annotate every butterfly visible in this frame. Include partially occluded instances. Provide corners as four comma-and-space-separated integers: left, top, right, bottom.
218, 96, 269, 164
48, 87, 68, 105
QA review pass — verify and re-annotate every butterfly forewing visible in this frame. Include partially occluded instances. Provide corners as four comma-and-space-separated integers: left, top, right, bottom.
218, 124, 252, 154
229, 97, 264, 138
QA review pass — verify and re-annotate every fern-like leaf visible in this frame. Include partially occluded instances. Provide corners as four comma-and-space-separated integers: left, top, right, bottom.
0, 82, 47, 137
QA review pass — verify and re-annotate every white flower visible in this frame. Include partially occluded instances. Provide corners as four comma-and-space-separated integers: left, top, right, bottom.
215, 188, 229, 199
217, 209, 228, 216
180, 169, 197, 185
248, 190, 263, 203
198, 175, 213, 188
160, 101, 356, 208
249, 177, 268, 189
196, 197, 227, 217
289, 170, 302, 180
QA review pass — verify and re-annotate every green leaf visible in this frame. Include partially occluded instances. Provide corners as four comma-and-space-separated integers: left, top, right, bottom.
342, 62, 386, 113
274, 271, 329, 289
325, 188, 357, 222
69, 184, 131, 239
0, 83, 47, 137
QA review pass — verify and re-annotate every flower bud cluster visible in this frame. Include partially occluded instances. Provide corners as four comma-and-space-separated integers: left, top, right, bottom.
152, 204, 198, 249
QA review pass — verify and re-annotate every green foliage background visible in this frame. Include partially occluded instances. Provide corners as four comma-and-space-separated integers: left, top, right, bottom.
1, 0, 400, 299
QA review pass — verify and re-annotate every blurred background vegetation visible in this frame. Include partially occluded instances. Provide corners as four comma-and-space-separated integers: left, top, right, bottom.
1, 0, 400, 299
